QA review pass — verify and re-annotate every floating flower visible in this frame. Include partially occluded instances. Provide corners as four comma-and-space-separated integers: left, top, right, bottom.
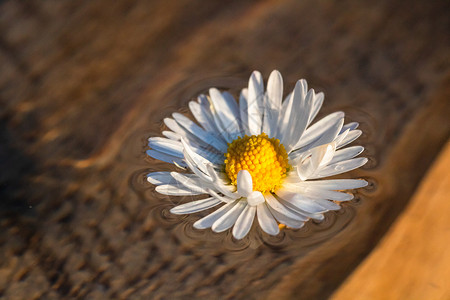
147, 70, 368, 240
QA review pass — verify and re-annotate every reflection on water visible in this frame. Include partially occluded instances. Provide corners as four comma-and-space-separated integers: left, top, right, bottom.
126, 76, 377, 252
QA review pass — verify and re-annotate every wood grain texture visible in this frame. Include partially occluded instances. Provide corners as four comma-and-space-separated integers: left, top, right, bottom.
332, 140, 450, 300
267, 76, 450, 300
0, 0, 449, 299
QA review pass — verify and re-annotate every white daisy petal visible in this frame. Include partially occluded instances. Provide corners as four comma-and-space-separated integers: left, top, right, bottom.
164, 118, 201, 144
147, 172, 175, 185
297, 155, 317, 181
184, 141, 224, 165
173, 112, 228, 152
237, 170, 253, 197
280, 185, 354, 202
206, 164, 239, 199
147, 172, 198, 186
208, 88, 241, 141
276, 197, 325, 221
256, 203, 280, 236
202, 96, 232, 143
334, 128, 350, 146
292, 198, 329, 214
312, 157, 368, 179
246, 191, 265, 206
282, 78, 307, 112
194, 200, 238, 229
207, 189, 236, 204
293, 111, 345, 150
279, 81, 312, 150
288, 89, 315, 151
239, 88, 250, 135
299, 117, 344, 153
183, 150, 211, 182
222, 91, 241, 127
191, 148, 224, 165
212, 201, 247, 233
267, 205, 306, 229
337, 129, 362, 149
162, 130, 181, 141
176, 135, 223, 164
163, 118, 225, 161
329, 146, 364, 165
197, 94, 229, 142
287, 179, 368, 190
276, 190, 328, 213
189, 98, 219, 133
308, 92, 324, 125
283, 171, 303, 183
156, 184, 204, 196
307, 189, 354, 202
148, 137, 184, 158
247, 71, 264, 135
263, 70, 283, 137
340, 122, 359, 132
170, 172, 212, 194
319, 144, 337, 167
146, 150, 187, 167
297, 143, 336, 180
232, 205, 256, 239
278, 91, 294, 136
264, 193, 308, 221
281, 91, 293, 112
180, 138, 217, 173
170, 197, 222, 214
312, 199, 341, 211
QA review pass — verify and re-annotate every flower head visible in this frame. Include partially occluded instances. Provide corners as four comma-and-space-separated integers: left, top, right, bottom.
147, 70, 368, 240
224, 133, 290, 193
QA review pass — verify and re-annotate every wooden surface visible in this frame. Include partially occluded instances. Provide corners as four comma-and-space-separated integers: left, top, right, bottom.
0, 0, 449, 299
332, 140, 450, 300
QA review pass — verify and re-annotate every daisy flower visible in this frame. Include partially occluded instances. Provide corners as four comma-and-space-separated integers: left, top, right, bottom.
147, 70, 368, 240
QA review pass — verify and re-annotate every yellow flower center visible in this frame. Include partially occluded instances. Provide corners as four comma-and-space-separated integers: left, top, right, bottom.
224, 133, 291, 193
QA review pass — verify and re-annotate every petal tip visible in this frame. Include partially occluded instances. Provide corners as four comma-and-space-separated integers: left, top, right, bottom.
169, 207, 181, 215
193, 220, 206, 230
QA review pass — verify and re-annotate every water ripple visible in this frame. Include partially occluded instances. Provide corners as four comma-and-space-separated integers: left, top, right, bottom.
125, 76, 377, 251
